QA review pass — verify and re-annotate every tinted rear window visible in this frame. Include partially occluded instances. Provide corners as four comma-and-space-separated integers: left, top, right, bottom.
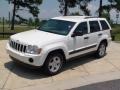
89, 21, 100, 33
100, 20, 110, 30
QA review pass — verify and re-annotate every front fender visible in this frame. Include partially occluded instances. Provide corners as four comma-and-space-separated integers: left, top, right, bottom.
42, 42, 69, 61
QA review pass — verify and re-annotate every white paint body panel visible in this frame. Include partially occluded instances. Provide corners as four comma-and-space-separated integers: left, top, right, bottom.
6, 16, 112, 67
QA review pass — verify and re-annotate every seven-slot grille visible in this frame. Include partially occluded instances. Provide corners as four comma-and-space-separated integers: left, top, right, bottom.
9, 40, 27, 53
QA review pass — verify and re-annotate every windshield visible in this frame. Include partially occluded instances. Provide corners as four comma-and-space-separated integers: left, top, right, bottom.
38, 19, 75, 35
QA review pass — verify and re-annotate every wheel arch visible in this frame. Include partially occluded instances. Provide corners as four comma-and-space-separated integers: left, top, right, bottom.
99, 39, 108, 47
46, 49, 66, 63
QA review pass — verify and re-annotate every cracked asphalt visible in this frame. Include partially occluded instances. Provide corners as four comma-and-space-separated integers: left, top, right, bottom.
0, 40, 120, 90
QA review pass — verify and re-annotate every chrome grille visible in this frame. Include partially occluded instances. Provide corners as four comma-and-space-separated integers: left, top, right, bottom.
9, 40, 27, 53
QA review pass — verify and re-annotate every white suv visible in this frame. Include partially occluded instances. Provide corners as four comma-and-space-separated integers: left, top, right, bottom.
6, 16, 112, 75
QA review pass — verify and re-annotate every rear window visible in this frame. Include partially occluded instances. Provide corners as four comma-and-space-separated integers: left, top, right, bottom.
89, 21, 100, 33
100, 20, 110, 30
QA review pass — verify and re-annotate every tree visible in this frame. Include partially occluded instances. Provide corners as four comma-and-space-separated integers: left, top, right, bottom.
77, 0, 92, 16
70, 12, 80, 15
97, 0, 120, 18
28, 18, 33, 26
0, 17, 1, 23
99, 0, 103, 17
116, 9, 120, 24
114, 0, 120, 10
35, 17, 40, 27
58, 0, 77, 16
7, 0, 42, 30
58, 0, 92, 16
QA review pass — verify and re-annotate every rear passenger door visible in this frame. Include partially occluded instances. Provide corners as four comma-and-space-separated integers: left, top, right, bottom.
88, 20, 101, 51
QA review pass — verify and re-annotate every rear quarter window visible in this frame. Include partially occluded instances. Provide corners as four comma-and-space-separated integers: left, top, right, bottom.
100, 20, 110, 30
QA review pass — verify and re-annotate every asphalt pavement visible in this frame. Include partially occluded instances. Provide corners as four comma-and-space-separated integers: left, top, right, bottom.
0, 40, 120, 90
71, 79, 120, 90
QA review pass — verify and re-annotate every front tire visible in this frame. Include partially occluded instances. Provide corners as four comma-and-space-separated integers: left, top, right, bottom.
43, 53, 64, 76
95, 42, 107, 58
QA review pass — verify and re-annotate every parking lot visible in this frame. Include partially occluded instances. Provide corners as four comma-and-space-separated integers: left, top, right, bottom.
0, 40, 120, 90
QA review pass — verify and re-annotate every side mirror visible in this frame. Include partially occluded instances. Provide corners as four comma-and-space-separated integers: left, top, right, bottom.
71, 31, 83, 37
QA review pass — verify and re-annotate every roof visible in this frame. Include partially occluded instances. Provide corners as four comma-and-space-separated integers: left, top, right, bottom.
52, 16, 106, 22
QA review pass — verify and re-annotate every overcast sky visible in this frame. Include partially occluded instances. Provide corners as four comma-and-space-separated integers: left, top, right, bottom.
0, 0, 119, 23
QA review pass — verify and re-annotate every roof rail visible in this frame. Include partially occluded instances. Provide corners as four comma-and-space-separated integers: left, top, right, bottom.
84, 16, 98, 19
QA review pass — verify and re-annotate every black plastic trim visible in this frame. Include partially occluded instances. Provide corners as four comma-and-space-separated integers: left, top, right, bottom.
69, 45, 97, 55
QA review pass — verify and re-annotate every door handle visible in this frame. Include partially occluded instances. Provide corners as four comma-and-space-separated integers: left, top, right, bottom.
98, 33, 102, 36
84, 37, 89, 39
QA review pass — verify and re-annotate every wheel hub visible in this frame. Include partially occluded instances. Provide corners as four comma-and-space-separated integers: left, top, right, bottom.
48, 56, 61, 73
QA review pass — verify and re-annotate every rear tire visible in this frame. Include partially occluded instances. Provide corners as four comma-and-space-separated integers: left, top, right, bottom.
43, 53, 64, 76
95, 42, 107, 58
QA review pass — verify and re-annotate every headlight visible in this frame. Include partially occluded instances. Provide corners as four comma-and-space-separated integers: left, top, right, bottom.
26, 45, 42, 54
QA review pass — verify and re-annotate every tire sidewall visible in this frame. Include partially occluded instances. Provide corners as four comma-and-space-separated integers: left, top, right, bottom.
43, 53, 64, 76
96, 42, 106, 58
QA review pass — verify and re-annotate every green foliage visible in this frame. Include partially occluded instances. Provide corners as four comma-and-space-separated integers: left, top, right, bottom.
28, 18, 34, 26
7, 0, 42, 30
112, 24, 120, 41
27, 17, 41, 27
58, 0, 92, 16
77, 0, 92, 15
58, 0, 120, 17
113, 0, 120, 10
112, 24, 120, 34
7, 0, 42, 19
98, 0, 120, 18
70, 12, 80, 15
35, 17, 40, 26
58, 0, 77, 15
101, 11, 113, 24
115, 34, 120, 41
0, 17, 1, 23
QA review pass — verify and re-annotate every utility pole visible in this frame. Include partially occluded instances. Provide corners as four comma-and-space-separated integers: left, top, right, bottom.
99, 0, 103, 17
3, 17, 5, 38
9, 12, 11, 28
64, 0, 68, 16
8, 0, 11, 28
11, 0, 17, 30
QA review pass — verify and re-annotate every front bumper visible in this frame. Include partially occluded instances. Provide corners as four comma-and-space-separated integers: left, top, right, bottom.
10, 56, 41, 68
6, 43, 45, 67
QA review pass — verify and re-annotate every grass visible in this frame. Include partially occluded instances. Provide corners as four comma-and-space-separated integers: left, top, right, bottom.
112, 24, 120, 34
0, 37, 8, 40
0, 25, 34, 33
0, 24, 120, 41
115, 34, 120, 41
0, 25, 35, 40
112, 24, 120, 41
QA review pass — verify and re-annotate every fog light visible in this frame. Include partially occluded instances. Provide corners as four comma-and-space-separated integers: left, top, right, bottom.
29, 58, 34, 63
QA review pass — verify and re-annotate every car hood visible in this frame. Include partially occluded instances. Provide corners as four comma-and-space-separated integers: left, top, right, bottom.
10, 29, 66, 47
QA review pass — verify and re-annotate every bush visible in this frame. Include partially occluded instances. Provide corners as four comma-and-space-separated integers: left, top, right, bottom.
112, 24, 120, 35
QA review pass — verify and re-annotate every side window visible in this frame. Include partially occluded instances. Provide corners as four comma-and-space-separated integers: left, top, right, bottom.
89, 21, 100, 33
100, 20, 110, 30
74, 22, 88, 34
